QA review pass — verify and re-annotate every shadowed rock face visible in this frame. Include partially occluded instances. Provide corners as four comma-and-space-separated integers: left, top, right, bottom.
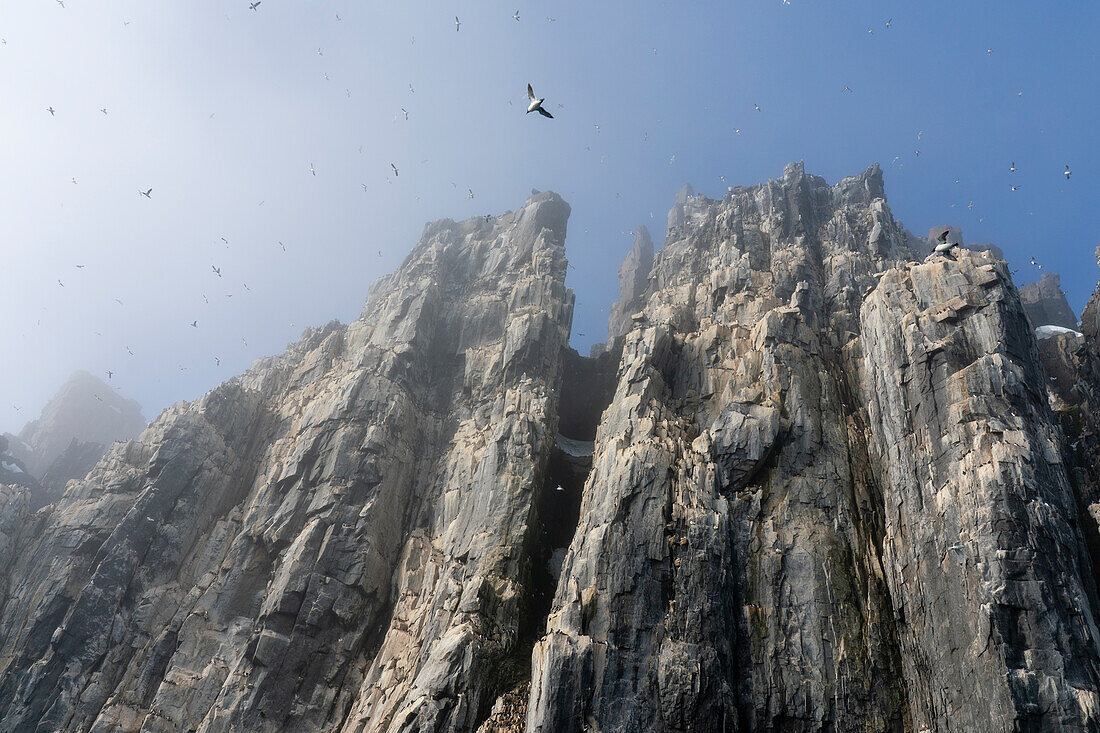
3, 168, 1100, 733
1021, 272, 1080, 330
606, 226, 654, 344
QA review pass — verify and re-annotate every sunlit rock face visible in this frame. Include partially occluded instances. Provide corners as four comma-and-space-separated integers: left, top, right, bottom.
529, 163, 1100, 732
3, 168, 1100, 733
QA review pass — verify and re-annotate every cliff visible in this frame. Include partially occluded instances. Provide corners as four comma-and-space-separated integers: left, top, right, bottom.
1, 166, 1099, 732
1020, 272, 1080, 331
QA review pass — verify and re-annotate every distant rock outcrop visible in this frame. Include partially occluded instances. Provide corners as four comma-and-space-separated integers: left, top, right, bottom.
606, 226, 654, 344
5, 370, 144, 506
1021, 272, 1079, 330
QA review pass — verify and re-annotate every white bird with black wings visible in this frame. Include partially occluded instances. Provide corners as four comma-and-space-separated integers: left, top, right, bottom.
526, 84, 554, 118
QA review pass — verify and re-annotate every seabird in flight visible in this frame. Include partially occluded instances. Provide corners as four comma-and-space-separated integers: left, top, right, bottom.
526, 84, 553, 118
139, 188, 152, 198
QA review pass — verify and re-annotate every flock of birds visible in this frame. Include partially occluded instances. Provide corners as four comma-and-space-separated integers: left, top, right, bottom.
8, 4, 1084, 422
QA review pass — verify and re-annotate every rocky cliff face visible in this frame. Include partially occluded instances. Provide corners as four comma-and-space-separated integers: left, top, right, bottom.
1021, 272, 1080, 330
2, 166, 1100, 733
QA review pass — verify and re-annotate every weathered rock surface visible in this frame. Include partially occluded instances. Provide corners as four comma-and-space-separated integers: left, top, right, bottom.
531, 163, 1100, 732
0, 192, 575, 732
3, 166, 1100, 733
1021, 272, 1080, 330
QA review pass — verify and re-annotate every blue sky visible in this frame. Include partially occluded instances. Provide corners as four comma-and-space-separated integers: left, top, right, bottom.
1, 0, 1097, 433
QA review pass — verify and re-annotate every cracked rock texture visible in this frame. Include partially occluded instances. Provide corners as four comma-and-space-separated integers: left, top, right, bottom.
530, 163, 1100, 732
0, 192, 574, 732
3, 166, 1100, 733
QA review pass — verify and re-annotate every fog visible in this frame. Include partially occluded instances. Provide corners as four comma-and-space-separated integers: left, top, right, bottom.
2, 0, 1097, 433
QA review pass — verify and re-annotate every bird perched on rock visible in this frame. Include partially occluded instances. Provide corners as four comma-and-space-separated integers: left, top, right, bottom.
933, 229, 960, 259
526, 84, 553, 118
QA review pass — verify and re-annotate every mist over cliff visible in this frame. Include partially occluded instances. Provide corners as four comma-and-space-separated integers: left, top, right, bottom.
2, 165, 1100, 732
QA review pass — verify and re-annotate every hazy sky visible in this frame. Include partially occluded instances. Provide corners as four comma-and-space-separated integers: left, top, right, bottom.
2, 1, 1097, 434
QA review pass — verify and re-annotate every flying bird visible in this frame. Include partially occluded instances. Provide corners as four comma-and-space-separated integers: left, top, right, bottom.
466, 188, 474, 199
1011, 185, 1020, 191
215, 356, 220, 366
46, 106, 55, 116
842, 86, 853, 93
126, 346, 134, 355
100, 108, 107, 115
249, 1, 260, 9
279, 241, 285, 251
391, 163, 399, 176
57, 279, 64, 287
317, 48, 323, 56
1065, 165, 1071, 179
885, 18, 892, 27
139, 188, 152, 198
513, 10, 520, 21
1010, 161, 1016, 172
401, 107, 408, 120
310, 163, 316, 176
212, 265, 221, 277
190, 320, 198, 328
526, 84, 554, 118
106, 370, 113, 379
754, 103, 761, 111
455, 16, 461, 31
